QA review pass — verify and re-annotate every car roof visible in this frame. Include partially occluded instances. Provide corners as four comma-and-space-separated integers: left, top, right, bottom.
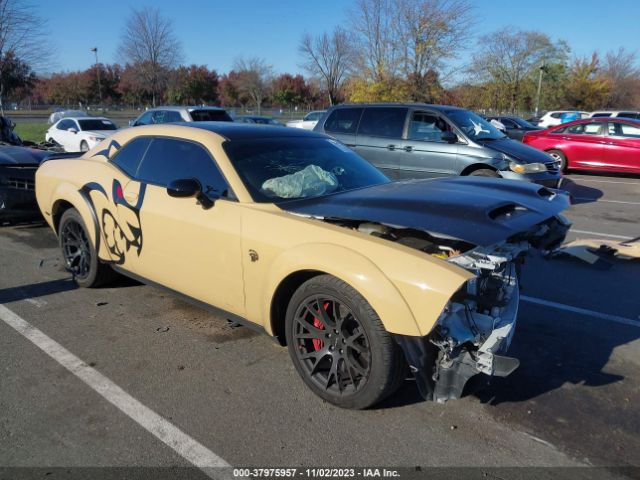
327, 103, 466, 112
55, 117, 112, 122
175, 121, 326, 140
553, 117, 640, 128
145, 106, 227, 112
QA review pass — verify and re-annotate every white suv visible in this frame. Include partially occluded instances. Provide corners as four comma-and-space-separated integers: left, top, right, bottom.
589, 110, 640, 119
538, 110, 589, 128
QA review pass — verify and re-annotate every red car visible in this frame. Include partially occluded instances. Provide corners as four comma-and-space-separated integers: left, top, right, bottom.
522, 117, 640, 174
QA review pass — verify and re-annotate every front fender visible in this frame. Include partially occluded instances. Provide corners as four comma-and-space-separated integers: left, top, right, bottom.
264, 242, 473, 337
264, 243, 420, 336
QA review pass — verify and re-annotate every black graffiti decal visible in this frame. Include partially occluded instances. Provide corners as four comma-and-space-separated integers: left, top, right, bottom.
92, 139, 122, 159
80, 179, 146, 265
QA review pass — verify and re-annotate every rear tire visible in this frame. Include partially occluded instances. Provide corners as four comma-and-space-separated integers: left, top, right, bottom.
469, 168, 500, 177
59, 208, 116, 288
285, 274, 406, 409
547, 149, 567, 172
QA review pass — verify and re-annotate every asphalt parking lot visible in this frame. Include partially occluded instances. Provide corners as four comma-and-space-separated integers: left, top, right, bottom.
1, 172, 639, 479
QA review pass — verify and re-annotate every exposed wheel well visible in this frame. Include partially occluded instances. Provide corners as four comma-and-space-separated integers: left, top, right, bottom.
52, 200, 74, 233
460, 163, 500, 176
270, 270, 325, 345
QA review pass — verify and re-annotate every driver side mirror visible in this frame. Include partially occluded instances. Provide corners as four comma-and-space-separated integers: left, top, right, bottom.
128, 119, 137, 127
167, 178, 216, 209
441, 131, 458, 143
68, 128, 78, 134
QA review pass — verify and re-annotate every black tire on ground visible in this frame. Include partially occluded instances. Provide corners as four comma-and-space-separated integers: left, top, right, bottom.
80, 141, 89, 152
547, 149, 567, 172
58, 208, 116, 288
469, 168, 500, 177
285, 274, 407, 409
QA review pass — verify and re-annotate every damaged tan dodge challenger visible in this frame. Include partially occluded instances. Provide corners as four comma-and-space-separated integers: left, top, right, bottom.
36, 123, 570, 409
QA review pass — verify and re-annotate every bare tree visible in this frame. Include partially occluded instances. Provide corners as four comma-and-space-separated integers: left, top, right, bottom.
299, 27, 354, 105
469, 28, 569, 111
348, 0, 398, 81
119, 7, 183, 106
394, 0, 474, 101
233, 57, 273, 114
0, 0, 47, 112
602, 48, 640, 108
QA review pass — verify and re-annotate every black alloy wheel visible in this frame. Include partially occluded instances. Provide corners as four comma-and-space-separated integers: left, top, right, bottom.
61, 218, 92, 280
285, 275, 406, 409
292, 294, 372, 395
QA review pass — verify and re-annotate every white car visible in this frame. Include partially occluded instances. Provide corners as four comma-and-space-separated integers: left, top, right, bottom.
46, 117, 118, 152
286, 110, 326, 130
537, 110, 589, 128
589, 110, 640, 120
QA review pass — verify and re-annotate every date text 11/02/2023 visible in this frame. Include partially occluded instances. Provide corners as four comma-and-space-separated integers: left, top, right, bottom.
231, 468, 400, 477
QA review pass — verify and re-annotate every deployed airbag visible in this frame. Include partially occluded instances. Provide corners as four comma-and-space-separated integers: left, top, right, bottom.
262, 165, 338, 199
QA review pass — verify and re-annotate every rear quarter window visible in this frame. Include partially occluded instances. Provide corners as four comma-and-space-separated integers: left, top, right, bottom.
189, 110, 232, 122
110, 137, 153, 177
324, 108, 363, 134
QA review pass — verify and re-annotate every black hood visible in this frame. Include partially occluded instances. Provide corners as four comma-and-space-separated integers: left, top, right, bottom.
0, 145, 49, 165
280, 177, 570, 247
477, 137, 552, 164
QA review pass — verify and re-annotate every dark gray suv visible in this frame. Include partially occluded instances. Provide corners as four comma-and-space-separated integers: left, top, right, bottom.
314, 104, 561, 187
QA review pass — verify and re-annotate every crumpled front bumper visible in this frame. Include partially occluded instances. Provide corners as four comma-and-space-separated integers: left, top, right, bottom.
394, 262, 521, 403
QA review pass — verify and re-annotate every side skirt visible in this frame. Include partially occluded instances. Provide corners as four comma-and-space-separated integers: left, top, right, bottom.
110, 265, 276, 342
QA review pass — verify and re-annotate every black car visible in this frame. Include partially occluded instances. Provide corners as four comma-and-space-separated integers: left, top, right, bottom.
0, 116, 59, 223
487, 116, 542, 142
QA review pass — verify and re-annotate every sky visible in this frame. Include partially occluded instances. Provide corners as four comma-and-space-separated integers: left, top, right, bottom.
35, 0, 640, 77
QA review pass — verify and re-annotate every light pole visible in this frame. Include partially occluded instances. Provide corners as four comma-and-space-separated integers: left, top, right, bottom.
90, 47, 102, 107
534, 62, 545, 118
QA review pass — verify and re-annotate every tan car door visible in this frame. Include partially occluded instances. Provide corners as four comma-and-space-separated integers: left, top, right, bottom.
131, 136, 245, 317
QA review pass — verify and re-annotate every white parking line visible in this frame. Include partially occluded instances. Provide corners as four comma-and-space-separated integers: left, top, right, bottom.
521, 296, 640, 327
573, 178, 640, 186
569, 229, 633, 240
573, 197, 640, 205
0, 304, 230, 479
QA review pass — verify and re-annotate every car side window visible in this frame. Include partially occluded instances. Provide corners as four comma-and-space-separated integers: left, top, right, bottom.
305, 112, 321, 122
110, 137, 153, 177
619, 112, 638, 119
163, 111, 183, 123
501, 119, 517, 128
58, 119, 72, 130
608, 122, 640, 138
551, 113, 563, 119
566, 123, 603, 135
324, 108, 363, 134
136, 111, 154, 126
591, 113, 611, 118
408, 112, 450, 141
152, 111, 166, 124
136, 138, 229, 199
358, 108, 407, 138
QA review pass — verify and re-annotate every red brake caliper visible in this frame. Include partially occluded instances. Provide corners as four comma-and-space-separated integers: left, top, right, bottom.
312, 302, 330, 351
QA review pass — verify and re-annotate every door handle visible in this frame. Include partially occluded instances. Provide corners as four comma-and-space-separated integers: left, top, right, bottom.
387, 144, 396, 151
403, 145, 413, 152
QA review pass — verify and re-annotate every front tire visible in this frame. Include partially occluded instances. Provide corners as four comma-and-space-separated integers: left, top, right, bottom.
547, 149, 567, 172
80, 141, 89, 152
285, 275, 406, 409
469, 168, 500, 177
59, 208, 115, 288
